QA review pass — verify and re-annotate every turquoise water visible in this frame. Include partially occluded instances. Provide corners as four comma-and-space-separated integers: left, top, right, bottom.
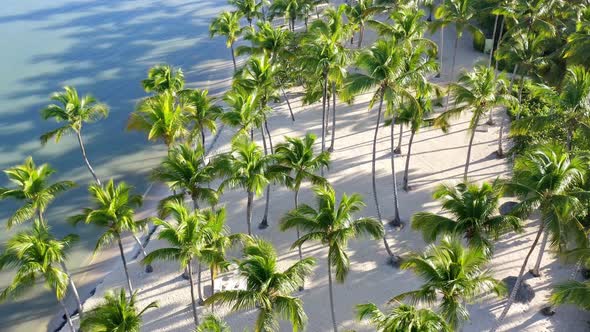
0, 1, 232, 331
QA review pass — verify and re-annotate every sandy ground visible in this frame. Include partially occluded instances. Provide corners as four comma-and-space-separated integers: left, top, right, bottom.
57, 7, 590, 332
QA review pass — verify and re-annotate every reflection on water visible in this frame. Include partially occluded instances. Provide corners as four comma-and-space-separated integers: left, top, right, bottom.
0, 1, 233, 331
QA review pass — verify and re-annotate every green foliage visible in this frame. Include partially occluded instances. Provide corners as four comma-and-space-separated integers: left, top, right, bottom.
356, 303, 451, 332
141, 64, 185, 95
209, 11, 243, 48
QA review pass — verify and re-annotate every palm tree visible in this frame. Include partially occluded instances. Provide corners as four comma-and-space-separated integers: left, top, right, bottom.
195, 315, 230, 332
126, 91, 189, 148
230, 0, 264, 27
280, 184, 384, 332
151, 143, 218, 210
0, 221, 81, 332
142, 200, 209, 326
216, 135, 279, 235
565, 6, 590, 67
70, 180, 151, 294
222, 86, 264, 139
356, 303, 451, 332
434, 65, 515, 179
393, 235, 505, 330
493, 145, 588, 330
269, 0, 305, 31
551, 280, 590, 311
80, 289, 157, 332
412, 180, 523, 255
205, 238, 314, 332
0, 157, 75, 227
39, 86, 108, 185
210, 11, 243, 72
180, 89, 223, 152
141, 64, 185, 95
345, 0, 385, 48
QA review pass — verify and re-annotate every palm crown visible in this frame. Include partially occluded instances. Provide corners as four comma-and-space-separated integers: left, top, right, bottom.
356, 302, 452, 332
141, 64, 185, 95
179, 89, 223, 149
0, 157, 75, 227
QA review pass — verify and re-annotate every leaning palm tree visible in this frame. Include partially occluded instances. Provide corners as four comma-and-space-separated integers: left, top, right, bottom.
39, 86, 108, 185
492, 144, 588, 330
209, 11, 243, 72
393, 235, 505, 330
0, 157, 75, 227
229, 0, 264, 28
434, 65, 515, 179
356, 303, 451, 332
80, 289, 157, 332
142, 200, 209, 327
205, 238, 314, 332
180, 89, 223, 152
412, 180, 523, 255
280, 184, 384, 332
126, 91, 189, 148
151, 143, 218, 210
70, 180, 151, 294
195, 315, 230, 332
0, 221, 81, 332
275, 133, 330, 262
141, 64, 185, 95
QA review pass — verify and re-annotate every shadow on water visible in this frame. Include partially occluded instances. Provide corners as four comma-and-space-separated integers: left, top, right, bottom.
0, 1, 234, 331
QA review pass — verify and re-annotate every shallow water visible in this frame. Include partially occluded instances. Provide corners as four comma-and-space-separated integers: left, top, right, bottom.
0, 1, 232, 331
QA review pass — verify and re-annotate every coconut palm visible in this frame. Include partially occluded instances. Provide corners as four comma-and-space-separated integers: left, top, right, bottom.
210, 11, 243, 72
280, 184, 384, 332
151, 143, 219, 210
356, 303, 452, 332
142, 200, 210, 326
141, 64, 185, 95
0, 157, 75, 227
70, 180, 151, 294
551, 280, 590, 311
369, 6, 436, 50
205, 238, 314, 332
493, 144, 588, 330
275, 133, 330, 263
392, 235, 505, 330
230, 0, 265, 27
269, 0, 305, 31
222, 86, 264, 139
434, 65, 515, 179
345, 0, 385, 48
126, 91, 189, 148
196, 315, 231, 332
39, 86, 108, 185
80, 289, 157, 332
412, 180, 523, 255
179, 89, 223, 152
0, 221, 82, 332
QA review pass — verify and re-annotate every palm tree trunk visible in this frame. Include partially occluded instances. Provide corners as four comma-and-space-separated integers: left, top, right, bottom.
517, 74, 525, 104
278, 78, 295, 121
61, 262, 83, 320
488, 15, 499, 68
492, 224, 545, 332
246, 191, 254, 236
531, 229, 549, 277
117, 235, 134, 296
566, 129, 573, 151
464, 114, 479, 180
403, 129, 416, 191
260, 127, 271, 229
38, 210, 45, 227
197, 262, 204, 304
329, 82, 337, 151
509, 64, 518, 92
210, 266, 216, 311
76, 131, 101, 186
394, 124, 403, 154
58, 298, 75, 332
494, 17, 506, 73
321, 71, 328, 176
390, 121, 402, 226
357, 24, 364, 48
131, 234, 153, 273
187, 260, 200, 326
327, 259, 338, 332
200, 124, 206, 152
444, 35, 460, 111
294, 189, 303, 261
437, 26, 444, 77
487, 105, 495, 125
230, 43, 237, 73
497, 117, 505, 157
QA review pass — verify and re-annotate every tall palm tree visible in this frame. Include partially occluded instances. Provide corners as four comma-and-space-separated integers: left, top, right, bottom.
269, 0, 305, 31
210, 11, 243, 72
0, 221, 81, 332
80, 289, 157, 332
275, 133, 330, 262
493, 145, 588, 330
356, 303, 451, 332
142, 200, 209, 326
126, 91, 189, 148
195, 315, 230, 332
0, 157, 75, 227
345, 0, 385, 48
39, 86, 108, 185
216, 135, 279, 235
70, 180, 151, 294
280, 184, 384, 332
229, 0, 264, 27
412, 180, 522, 255
205, 238, 314, 332
151, 143, 219, 210
434, 65, 515, 179
141, 64, 185, 95
179, 89, 223, 152
393, 235, 505, 330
